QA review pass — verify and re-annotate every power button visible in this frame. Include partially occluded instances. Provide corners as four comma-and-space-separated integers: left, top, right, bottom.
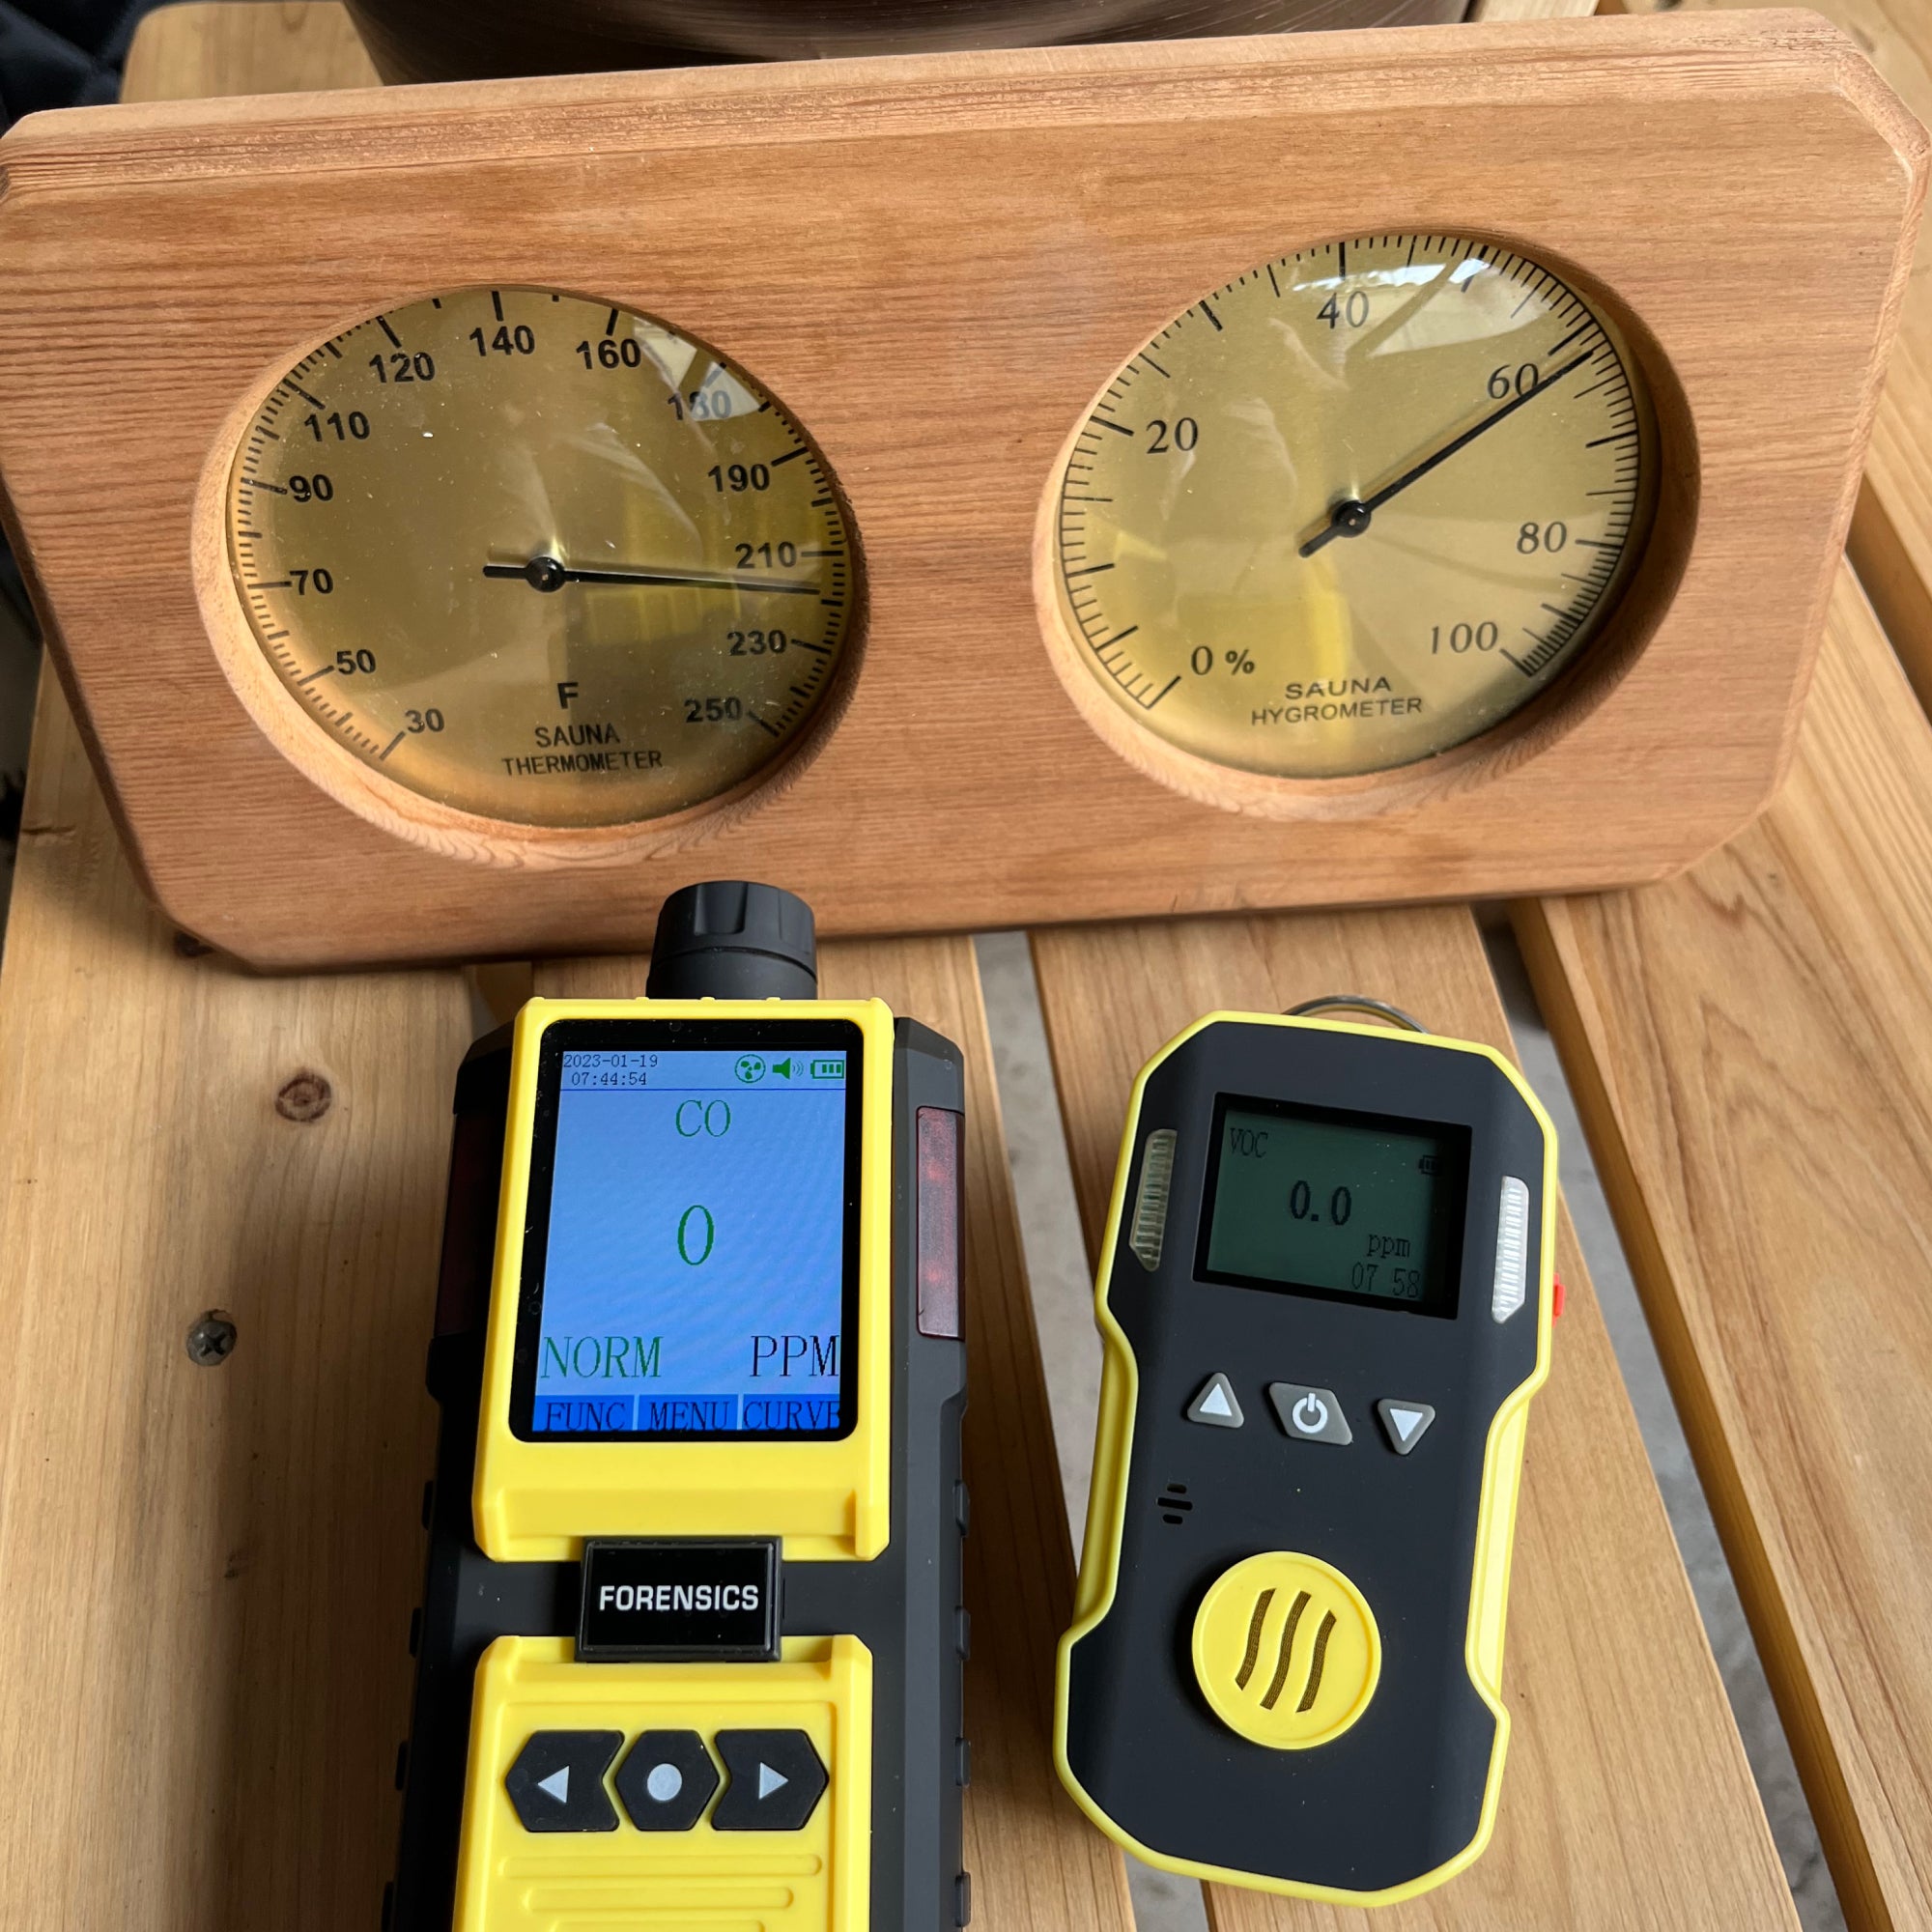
1266, 1381, 1352, 1446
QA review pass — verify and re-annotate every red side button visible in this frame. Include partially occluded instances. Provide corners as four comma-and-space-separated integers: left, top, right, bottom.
1552, 1277, 1566, 1320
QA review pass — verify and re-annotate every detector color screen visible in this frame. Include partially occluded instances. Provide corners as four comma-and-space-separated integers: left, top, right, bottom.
1198, 1098, 1466, 1316
524, 1044, 854, 1435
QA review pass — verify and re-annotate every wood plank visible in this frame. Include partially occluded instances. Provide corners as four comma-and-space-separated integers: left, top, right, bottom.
121, 0, 380, 98
534, 942, 1136, 1932
0, 685, 472, 1921
1849, 474, 1932, 715
0, 10, 472, 1926
1470, 0, 1597, 20
0, 13, 1918, 966
1516, 569, 1932, 1932
1611, 0, 1932, 713
1031, 910, 1797, 1931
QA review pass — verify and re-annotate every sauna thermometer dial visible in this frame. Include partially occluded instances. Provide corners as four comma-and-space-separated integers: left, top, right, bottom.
225, 286, 858, 830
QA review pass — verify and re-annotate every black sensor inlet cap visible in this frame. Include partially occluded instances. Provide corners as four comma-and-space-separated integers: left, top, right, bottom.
645, 881, 818, 1002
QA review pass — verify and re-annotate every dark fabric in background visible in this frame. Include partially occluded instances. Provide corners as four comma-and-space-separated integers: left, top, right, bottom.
0, 0, 158, 128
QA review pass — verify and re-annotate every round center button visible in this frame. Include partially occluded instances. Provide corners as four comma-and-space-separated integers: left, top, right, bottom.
615, 1730, 718, 1831
1192, 1552, 1380, 1749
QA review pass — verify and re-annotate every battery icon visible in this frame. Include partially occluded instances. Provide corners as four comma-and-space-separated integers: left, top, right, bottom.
810, 1058, 846, 1080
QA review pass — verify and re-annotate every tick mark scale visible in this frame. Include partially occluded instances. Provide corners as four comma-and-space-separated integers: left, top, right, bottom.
225, 285, 857, 830
1050, 232, 1657, 782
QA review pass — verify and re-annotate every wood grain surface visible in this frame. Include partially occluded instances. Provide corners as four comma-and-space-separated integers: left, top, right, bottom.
1634, 0, 1932, 673
0, 13, 1919, 965
1470, 0, 1597, 18
1615, 0, 1932, 724
0, 13, 470, 1928
1617, 0, 1932, 725
1030, 911, 1798, 1931
535, 942, 1136, 1932
0, 714, 471, 1929
1517, 571, 1932, 1932
120, 0, 381, 96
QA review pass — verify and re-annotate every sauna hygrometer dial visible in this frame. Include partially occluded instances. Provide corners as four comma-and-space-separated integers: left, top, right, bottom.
1051, 235, 1659, 781
226, 286, 857, 829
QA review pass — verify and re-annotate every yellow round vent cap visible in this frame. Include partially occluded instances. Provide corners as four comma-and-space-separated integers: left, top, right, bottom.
1192, 1551, 1380, 1749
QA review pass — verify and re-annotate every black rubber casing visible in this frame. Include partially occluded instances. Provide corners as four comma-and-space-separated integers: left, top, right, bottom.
1062, 1020, 1546, 1895
385, 1015, 968, 1929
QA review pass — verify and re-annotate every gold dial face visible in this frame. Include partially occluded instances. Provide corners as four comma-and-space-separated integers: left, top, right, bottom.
226, 288, 856, 829
1051, 235, 1658, 781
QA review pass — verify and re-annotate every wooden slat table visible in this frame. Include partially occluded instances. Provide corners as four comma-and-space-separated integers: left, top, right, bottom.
1518, 575, 1932, 1932
0, 5, 1919, 1930
1530, 2, 1932, 1926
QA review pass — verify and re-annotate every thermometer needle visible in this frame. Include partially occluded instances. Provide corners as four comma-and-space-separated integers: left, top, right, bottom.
1298, 348, 1595, 558
485, 554, 818, 596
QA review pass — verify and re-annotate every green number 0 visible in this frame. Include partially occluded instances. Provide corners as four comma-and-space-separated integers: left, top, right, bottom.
677, 1204, 715, 1265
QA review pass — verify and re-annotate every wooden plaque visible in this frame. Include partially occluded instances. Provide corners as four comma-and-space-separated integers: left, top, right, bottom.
0, 10, 1920, 968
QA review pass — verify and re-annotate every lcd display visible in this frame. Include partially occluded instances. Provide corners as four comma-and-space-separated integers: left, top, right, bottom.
1198, 1096, 1467, 1316
514, 1029, 860, 1437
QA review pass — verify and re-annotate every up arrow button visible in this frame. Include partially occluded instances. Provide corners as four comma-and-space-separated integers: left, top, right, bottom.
1186, 1373, 1244, 1430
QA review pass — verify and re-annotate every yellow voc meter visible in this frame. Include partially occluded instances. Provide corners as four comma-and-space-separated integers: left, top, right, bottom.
1055, 1008, 1556, 1906
387, 883, 971, 1932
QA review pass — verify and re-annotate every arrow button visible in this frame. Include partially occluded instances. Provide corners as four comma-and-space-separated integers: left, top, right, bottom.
713, 1729, 828, 1831
1376, 1399, 1437, 1455
505, 1731, 621, 1833
1186, 1373, 1244, 1430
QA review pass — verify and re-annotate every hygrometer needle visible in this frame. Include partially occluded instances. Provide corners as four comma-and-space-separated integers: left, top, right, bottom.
1298, 349, 1595, 558
484, 554, 817, 596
